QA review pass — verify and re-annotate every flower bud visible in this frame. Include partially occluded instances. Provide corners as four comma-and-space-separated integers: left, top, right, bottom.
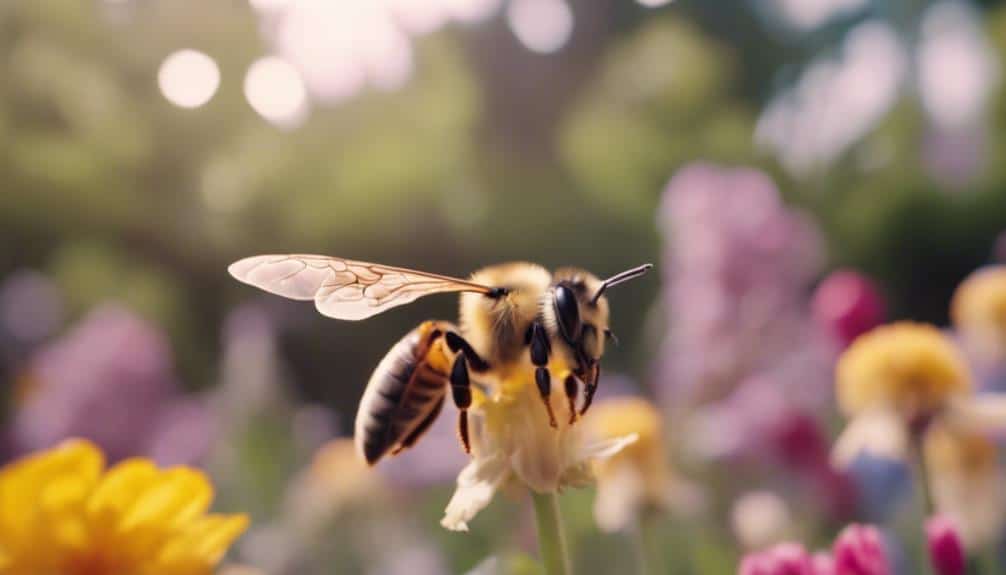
832, 524, 891, 575
926, 516, 966, 575
812, 270, 885, 348
738, 543, 815, 575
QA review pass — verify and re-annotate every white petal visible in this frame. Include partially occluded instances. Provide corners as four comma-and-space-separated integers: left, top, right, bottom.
441, 452, 509, 532
945, 395, 1006, 435
577, 433, 639, 462
593, 464, 644, 532
831, 410, 907, 467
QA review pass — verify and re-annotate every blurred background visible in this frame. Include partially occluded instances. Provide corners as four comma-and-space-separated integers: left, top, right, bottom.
2, 0, 1006, 573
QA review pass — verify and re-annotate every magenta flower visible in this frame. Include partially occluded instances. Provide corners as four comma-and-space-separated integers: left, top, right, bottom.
739, 543, 816, 575
739, 525, 891, 575
812, 553, 836, 575
812, 270, 885, 349
926, 516, 966, 575
832, 525, 891, 575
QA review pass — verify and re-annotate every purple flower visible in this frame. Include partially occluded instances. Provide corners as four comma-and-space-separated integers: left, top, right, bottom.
0, 270, 63, 348
832, 525, 891, 575
926, 516, 966, 575
145, 398, 217, 467
656, 163, 830, 410
13, 304, 179, 461
739, 543, 816, 575
812, 270, 886, 349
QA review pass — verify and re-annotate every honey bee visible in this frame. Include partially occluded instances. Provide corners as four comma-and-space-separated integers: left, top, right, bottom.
228, 255, 652, 465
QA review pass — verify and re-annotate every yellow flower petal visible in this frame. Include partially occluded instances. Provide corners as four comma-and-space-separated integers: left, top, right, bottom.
0, 442, 247, 575
119, 467, 212, 531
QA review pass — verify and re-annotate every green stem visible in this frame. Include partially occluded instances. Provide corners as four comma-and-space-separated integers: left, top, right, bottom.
635, 509, 666, 575
912, 434, 935, 575
531, 491, 572, 575
912, 434, 935, 518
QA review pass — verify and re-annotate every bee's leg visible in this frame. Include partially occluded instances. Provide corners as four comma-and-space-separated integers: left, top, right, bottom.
450, 353, 473, 453
445, 332, 490, 372
530, 322, 558, 428
564, 374, 580, 424
579, 362, 601, 416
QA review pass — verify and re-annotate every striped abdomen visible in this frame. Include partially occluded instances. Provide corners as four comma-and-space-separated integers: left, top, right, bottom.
354, 321, 456, 465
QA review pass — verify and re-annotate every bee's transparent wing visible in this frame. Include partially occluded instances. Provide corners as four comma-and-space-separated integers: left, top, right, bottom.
228, 254, 493, 321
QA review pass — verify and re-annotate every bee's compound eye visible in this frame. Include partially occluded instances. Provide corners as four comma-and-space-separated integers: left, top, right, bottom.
553, 284, 581, 344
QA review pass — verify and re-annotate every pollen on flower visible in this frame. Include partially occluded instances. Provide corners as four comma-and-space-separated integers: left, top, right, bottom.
951, 266, 1006, 363
836, 322, 972, 418
0, 439, 249, 575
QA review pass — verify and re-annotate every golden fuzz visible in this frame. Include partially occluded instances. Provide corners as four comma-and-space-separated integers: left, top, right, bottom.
836, 322, 971, 417
952, 266, 1006, 357
0, 440, 248, 575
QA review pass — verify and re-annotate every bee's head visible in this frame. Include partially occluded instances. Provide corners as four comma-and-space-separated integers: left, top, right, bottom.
543, 264, 652, 364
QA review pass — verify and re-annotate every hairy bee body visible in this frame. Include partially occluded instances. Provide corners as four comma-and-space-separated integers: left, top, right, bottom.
460, 262, 552, 371
354, 320, 456, 464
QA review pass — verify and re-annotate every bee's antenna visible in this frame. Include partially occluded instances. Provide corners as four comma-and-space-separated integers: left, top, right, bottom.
591, 263, 653, 304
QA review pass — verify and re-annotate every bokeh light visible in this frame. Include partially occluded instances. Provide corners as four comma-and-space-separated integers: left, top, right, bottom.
157, 49, 221, 109
918, 2, 1000, 130
506, 0, 574, 54
768, 0, 868, 32
756, 21, 906, 176
243, 56, 309, 128
439, 0, 502, 23
247, 0, 294, 14
379, 0, 449, 36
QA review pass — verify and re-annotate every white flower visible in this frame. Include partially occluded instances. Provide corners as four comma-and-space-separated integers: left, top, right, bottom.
442, 379, 637, 531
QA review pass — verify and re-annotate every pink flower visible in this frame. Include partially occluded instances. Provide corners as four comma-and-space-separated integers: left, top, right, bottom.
812, 270, 885, 349
832, 525, 891, 575
738, 525, 890, 575
812, 552, 836, 575
739, 543, 816, 575
926, 516, 966, 575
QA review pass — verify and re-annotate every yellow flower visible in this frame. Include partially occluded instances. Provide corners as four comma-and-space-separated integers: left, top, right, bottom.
836, 322, 971, 418
951, 266, 1006, 364
0, 439, 248, 575
833, 322, 1006, 466
586, 397, 697, 532
925, 424, 1006, 549
441, 371, 637, 531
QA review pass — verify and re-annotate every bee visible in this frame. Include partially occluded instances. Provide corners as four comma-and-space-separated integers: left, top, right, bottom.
228, 255, 652, 465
